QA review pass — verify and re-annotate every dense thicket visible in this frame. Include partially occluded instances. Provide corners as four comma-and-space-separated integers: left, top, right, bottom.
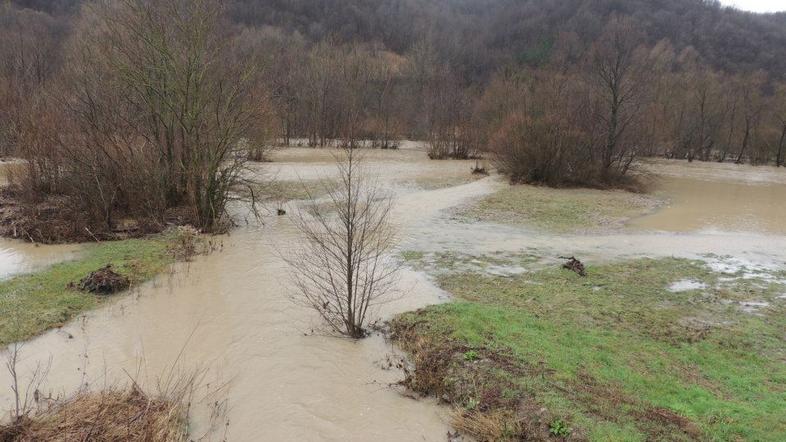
2, 0, 266, 241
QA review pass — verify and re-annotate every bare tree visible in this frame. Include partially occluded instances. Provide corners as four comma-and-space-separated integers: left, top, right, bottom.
587, 16, 650, 179
14, 0, 265, 235
774, 84, 786, 167
287, 148, 398, 338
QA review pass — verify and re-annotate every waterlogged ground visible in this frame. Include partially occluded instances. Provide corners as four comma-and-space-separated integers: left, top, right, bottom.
394, 253, 786, 440
0, 150, 785, 440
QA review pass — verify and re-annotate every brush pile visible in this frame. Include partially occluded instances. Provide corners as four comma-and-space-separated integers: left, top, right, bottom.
76, 265, 130, 294
561, 257, 587, 277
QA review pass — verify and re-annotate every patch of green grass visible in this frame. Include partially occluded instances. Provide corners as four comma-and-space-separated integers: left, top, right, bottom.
457, 185, 661, 232
238, 178, 336, 203
262, 179, 336, 202
398, 174, 482, 191
0, 238, 174, 346
393, 257, 786, 441
400, 250, 540, 274
401, 250, 425, 262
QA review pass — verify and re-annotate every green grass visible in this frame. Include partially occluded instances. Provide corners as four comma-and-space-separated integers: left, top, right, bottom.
0, 238, 174, 346
397, 173, 483, 191
392, 257, 786, 441
457, 185, 661, 232
249, 178, 337, 202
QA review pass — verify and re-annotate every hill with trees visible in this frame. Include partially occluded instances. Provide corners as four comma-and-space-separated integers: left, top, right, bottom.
1, 0, 786, 240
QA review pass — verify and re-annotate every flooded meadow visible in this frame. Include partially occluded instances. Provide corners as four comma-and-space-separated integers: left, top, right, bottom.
1, 148, 785, 440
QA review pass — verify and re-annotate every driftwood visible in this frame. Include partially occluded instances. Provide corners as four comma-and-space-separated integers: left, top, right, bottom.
560, 256, 586, 277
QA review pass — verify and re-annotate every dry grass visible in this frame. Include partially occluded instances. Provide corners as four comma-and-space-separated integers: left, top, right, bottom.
1, 387, 187, 442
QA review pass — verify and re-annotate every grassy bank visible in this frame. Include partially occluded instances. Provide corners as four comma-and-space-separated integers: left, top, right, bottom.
392, 255, 786, 441
0, 238, 175, 346
456, 185, 660, 232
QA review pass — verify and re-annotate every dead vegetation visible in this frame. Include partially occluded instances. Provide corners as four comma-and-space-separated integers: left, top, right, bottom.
164, 225, 215, 262
390, 318, 559, 441
561, 257, 587, 277
0, 387, 188, 442
1, 0, 268, 244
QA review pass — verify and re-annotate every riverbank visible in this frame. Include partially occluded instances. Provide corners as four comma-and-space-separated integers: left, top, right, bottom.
0, 387, 188, 442
392, 253, 786, 441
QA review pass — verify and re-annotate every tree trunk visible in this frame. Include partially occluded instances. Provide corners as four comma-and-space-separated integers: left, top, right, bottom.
736, 120, 750, 164
777, 125, 786, 167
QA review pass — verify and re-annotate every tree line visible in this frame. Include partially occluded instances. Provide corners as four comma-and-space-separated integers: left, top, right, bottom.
1, 0, 786, 240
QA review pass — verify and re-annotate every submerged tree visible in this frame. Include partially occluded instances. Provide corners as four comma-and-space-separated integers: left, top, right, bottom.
287, 148, 398, 338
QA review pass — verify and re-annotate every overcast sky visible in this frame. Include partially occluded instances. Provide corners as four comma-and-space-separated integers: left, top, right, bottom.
720, 0, 786, 13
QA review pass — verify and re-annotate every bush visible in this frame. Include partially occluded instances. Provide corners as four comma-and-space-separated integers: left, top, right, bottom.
491, 113, 641, 189
491, 114, 592, 186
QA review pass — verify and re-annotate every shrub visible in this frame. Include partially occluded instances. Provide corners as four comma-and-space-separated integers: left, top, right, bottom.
491, 114, 592, 186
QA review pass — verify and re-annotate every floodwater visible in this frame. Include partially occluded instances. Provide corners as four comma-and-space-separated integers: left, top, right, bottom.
0, 239, 80, 280
1, 151, 786, 440
632, 160, 786, 234
0, 150, 478, 441
0, 160, 81, 279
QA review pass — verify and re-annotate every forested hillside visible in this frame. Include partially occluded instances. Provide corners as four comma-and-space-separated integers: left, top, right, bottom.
229, 0, 786, 81
8, 0, 786, 79
2, 0, 786, 198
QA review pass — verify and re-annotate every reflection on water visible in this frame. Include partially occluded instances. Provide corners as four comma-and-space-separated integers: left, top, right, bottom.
631, 176, 786, 234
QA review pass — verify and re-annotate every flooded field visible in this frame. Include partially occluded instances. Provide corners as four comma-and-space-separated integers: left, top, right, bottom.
633, 160, 786, 234
1, 150, 785, 440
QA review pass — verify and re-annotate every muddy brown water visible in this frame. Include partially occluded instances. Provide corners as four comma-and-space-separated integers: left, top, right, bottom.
0, 150, 480, 441
1, 151, 786, 440
0, 239, 80, 280
632, 160, 786, 234
0, 160, 82, 279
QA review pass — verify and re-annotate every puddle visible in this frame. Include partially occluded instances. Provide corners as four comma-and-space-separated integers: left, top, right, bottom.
631, 171, 786, 235
0, 238, 80, 280
669, 280, 708, 292
738, 301, 770, 314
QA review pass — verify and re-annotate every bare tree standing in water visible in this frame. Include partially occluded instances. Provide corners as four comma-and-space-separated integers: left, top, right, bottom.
287, 147, 398, 338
